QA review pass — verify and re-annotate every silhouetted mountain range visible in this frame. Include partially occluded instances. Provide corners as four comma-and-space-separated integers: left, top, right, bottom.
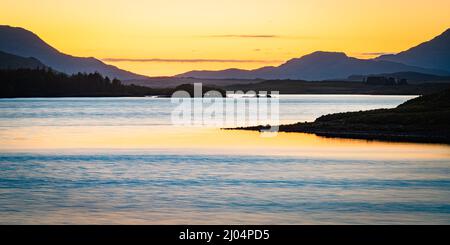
178, 29, 450, 80
178, 51, 448, 80
377, 29, 450, 72
0, 50, 46, 70
0, 25, 146, 80
1, 25, 449, 82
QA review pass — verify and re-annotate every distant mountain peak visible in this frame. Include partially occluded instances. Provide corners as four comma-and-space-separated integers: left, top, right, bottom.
377, 28, 450, 72
0, 25, 147, 80
274, 51, 350, 73
304, 51, 348, 59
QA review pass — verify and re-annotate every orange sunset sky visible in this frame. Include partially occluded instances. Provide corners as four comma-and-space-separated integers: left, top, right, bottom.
1, 0, 450, 76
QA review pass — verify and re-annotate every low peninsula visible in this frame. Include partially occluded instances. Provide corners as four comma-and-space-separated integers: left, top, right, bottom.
230, 89, 450, 144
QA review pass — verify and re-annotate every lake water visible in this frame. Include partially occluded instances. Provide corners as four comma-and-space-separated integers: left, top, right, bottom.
1, 95, 450, 224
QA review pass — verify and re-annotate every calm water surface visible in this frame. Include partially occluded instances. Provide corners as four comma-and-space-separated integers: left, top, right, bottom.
1, 95, 449, 224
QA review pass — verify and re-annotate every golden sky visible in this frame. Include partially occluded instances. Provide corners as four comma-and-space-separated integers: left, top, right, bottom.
1, 0, 450, 76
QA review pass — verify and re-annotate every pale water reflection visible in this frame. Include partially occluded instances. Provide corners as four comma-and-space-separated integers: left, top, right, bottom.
0, 96, 449, 224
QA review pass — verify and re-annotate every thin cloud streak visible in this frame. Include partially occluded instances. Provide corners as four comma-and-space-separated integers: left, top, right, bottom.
102, 58, 281, 63
200, 34, 318, 39
207, 34, 279, 38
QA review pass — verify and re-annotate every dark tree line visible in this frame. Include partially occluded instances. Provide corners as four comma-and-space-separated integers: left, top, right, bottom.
0, 68, 227, 98
0, 68, 165, 98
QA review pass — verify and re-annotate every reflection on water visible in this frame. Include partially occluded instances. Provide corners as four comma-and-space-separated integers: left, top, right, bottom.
0, 95, 449, 224
1, 127, 450, 160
